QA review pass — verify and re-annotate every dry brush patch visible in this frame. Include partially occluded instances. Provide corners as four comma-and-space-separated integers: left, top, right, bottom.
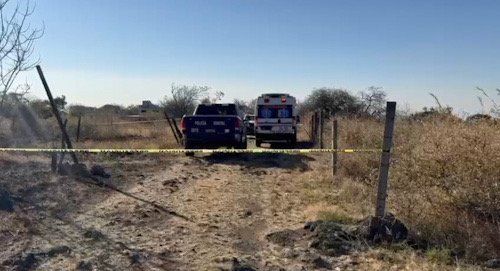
0, 112, 180, 149
313, 116, 500, 264
391, 119, 500, 261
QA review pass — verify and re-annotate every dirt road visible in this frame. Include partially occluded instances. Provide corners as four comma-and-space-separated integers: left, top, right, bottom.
0, 147, 372, 271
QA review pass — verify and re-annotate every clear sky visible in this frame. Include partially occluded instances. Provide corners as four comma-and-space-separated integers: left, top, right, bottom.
19, 0, 500, 114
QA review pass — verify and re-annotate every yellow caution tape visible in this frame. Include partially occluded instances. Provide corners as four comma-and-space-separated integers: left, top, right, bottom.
0, 148, 382, 154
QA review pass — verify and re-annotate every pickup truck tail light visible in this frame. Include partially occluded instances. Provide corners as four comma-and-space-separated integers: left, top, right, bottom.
180, 118, 186, 130
235, 117, 242, 129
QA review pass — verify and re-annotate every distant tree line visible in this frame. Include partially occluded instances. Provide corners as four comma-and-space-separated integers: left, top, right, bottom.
3, 84, 498, 122
300, 86, 388, 118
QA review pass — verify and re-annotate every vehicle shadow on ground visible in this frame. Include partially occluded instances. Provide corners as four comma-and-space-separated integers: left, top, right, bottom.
268, 141, 315, 149
200, 141, 316, 170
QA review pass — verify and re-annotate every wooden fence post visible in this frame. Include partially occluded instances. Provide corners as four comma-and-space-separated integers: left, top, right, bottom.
319, 111, 324, 149
58, 119, 68, 168
76, 114, 82, 142
171, 118, 183, 142
164, 111, 181, 146
310, 114, 315, 143
375, 101, 397, 217
331, 118, 338, 176
36, 65, 79, 164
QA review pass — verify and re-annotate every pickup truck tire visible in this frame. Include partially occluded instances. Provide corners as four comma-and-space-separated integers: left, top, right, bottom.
255, 138, 262, 147
290, 134, 297, 148
184, 139, 195, 156
236, 136, 247, 149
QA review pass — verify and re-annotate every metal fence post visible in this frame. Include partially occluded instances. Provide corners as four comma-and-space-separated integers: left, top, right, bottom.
375, 101, 396, 217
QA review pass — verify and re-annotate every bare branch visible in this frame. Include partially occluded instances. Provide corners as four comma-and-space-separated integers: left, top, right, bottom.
0, 0, 43, 109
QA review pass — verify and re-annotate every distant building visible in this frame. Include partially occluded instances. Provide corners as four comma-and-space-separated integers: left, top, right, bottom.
139, 100, 160, 115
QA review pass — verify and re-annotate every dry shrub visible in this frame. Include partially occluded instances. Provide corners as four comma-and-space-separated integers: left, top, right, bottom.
321, 116, 500, 262
390, 118, 500, 261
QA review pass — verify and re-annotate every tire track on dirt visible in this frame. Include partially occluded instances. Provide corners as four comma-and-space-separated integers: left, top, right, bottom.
158, 153, 313, 270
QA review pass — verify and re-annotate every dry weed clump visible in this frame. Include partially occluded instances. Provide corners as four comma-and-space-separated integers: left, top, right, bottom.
314, 116, 500, 263
390, 118, 500, 261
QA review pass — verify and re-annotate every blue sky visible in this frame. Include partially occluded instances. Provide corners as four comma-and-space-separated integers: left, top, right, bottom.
19, 0, 500, 114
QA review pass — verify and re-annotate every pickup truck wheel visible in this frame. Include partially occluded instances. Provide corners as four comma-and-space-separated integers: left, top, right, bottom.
255, 139, 262, 147
236, 137, 247, 149
184, 139, 195, 156
290, 135, 297, 148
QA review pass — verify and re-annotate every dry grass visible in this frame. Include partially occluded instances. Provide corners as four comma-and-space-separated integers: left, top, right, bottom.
304, 115, 500, 265
2, 110, 500, 268
0, 112, 180, 149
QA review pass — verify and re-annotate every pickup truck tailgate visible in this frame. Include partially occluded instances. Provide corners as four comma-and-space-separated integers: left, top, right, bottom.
183, 115, 240, 139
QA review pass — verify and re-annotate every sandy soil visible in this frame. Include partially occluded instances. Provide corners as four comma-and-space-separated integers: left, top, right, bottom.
0, 145, 412, 271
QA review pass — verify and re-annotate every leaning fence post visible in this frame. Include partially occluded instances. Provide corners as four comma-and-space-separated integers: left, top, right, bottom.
164, 111, 181, 146
36, 65, 79, 164
171, 117, 183, 142
331, 118, 338, 176
375, 101, 397, 217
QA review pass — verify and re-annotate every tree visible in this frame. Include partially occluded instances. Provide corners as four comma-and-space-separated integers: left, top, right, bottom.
28, 99, 51, 119
0, 0, 44, 108
359, 86, 387, 117
161, 84, 210, 117
234, 99, 254, 114
97, 104, 124, 115
68, 104, 97, 116
211, 90, 224, 103
53, 95, 66, 110
28, 95, 67, 119
302, 88, 361, 116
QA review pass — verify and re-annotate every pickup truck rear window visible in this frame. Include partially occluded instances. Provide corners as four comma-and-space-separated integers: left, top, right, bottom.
195, 104, 237, 115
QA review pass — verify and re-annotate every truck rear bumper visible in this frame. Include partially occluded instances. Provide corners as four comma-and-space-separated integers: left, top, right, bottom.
255, 133, 296, 142
184, 134, 243, 148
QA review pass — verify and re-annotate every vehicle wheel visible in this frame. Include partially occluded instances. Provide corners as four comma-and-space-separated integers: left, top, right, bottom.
290, 135, 297, 148
184, 139, 195, 156
237, 136, 247, 149
255, 139, 262, 147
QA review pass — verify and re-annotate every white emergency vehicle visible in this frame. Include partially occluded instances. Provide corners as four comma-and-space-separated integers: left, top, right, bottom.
254, 93, 298, 147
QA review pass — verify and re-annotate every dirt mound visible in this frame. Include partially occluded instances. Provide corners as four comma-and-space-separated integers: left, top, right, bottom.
307, 221, 360, 256
267, 216, 409, 257
266, 228, 309, 247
